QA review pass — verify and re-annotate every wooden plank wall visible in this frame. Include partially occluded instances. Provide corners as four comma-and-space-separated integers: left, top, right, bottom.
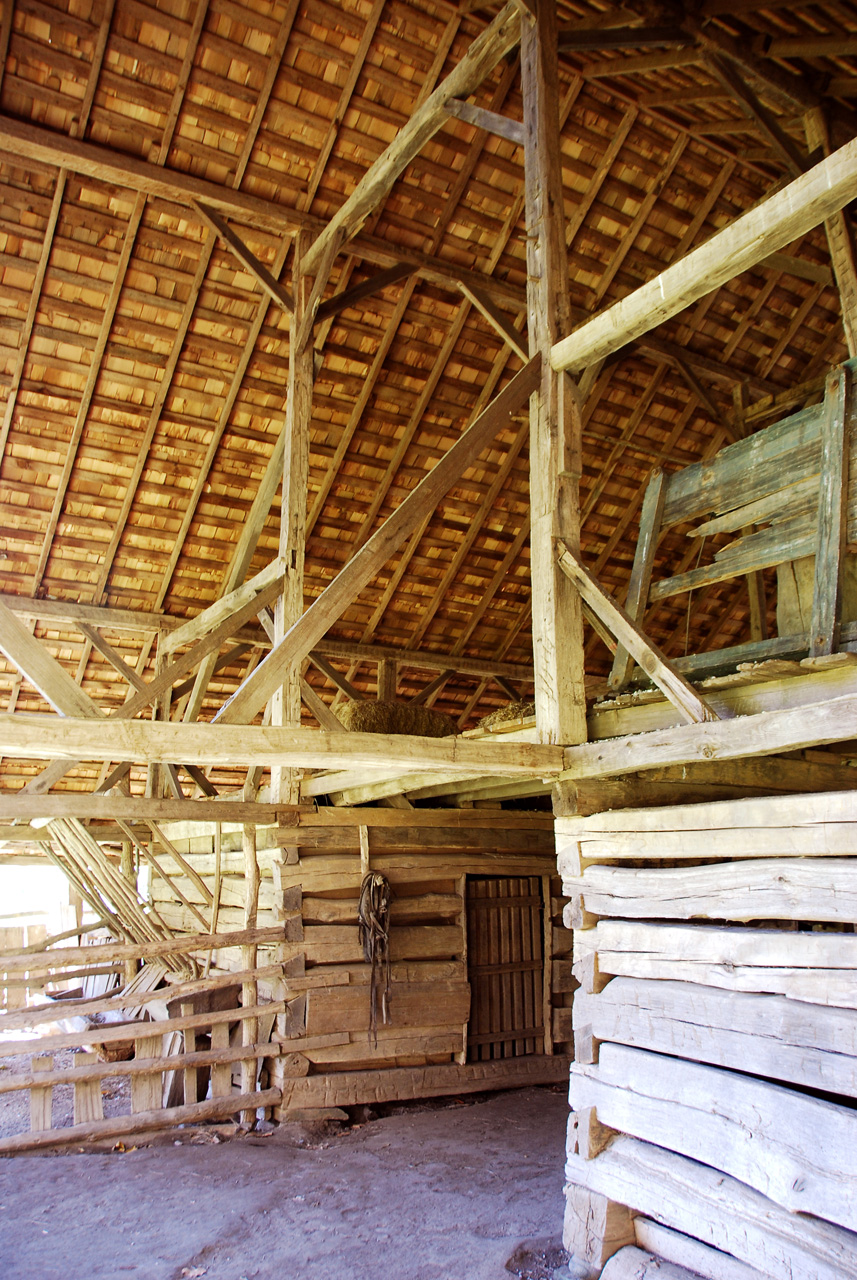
557, 790, 857, 1279
103, 810, 572, 1115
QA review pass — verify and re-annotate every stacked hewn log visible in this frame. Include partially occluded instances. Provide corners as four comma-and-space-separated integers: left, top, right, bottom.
558, 789, 857, 1279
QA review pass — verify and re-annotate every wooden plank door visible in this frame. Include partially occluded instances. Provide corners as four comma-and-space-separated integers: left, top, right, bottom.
465, 876, 545, 1061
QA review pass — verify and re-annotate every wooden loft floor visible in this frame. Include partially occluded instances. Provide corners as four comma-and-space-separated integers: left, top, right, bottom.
1, 0, 857, 803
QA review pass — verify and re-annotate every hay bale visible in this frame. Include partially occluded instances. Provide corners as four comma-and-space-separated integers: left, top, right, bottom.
338, 700, 455, 738
477, 700, 536, 730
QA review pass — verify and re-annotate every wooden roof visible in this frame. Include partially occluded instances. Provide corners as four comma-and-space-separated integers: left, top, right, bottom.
0, 0, 856, 793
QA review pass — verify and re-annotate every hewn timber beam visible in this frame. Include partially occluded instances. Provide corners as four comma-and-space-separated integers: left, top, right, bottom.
561, 691, 857, 781
636, 336, 778, 400
444, 98, 525, 146
315, 264, 414, 323
0, 115, 522, 310
551, 134, 857, 373
315, 640, 533, 682
556, 542, 719, 725
194, 202, 295, 314
705, 54, 806, 177
0, 600, 105, 720
0, 594, 175, 635
458, 283, 529, 360
557, 25, 691, 51
213, 356, 541, 726
0, 796, 296, 824
0, 714, 563, 777
0, 596, 534, 682
302, 0, 521, 273
309, 653, 367, 701
686, 15, 857, 148
522, 0, 588, 746
19, 576, 285, 796
163, 559, 285, 654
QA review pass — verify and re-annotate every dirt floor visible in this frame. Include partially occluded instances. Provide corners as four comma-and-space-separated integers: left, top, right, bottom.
0, 1085, 573, 1280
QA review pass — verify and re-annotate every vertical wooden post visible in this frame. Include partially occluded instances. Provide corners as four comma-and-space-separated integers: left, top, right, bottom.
182, 999, 198, 1105
74, 1051, 105, 1124
805, 110, 857, 357
30, 1054, 53, 1132
811, 365, 849, 656
271, 231, 314, 807
120, 839, 138, 986
240, 822, 260, 1125
377, 657, 397, 702
521, 0, 587, 746
210, 1021, 231, 1098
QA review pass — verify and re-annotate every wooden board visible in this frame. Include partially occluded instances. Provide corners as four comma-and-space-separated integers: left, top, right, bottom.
570, 1043, 857, 1230
573, 978, 857, 1098
565, 1134, 857, 1280
304, 979, 470, 1038
564, 857, 857, 924
574, 920, 857, 1008
278, 1053, 571, 1111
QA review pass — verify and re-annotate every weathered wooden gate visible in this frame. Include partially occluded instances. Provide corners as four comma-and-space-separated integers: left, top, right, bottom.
465, 875, 545, 1061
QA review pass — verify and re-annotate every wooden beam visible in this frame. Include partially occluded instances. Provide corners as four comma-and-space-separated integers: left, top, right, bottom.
0, 115, 523, 311
0, 597, 534, 682
409, 670, 454, 706
805, 109, 857, 357
557, 25, 691, 52
556, 543, 718, 724
376, 658, 397, 703
272, 232, 323, 807
444, 98, 525, 146
194, 202, 295, 314
458, 283, 529, 359
19, 576, 284, 796
562, 690, 857, 781
309, 653, 366, 702
0, 601, 104, 720
551, 134, 857, 373
214, 357, 541, 725
162, 559, 284, 654
316, 640, 532, 682
522, 0, 587, 745
810, 367, 850, 656
608, 470, 665, 692
705, 54, 805, 177
300, 678, 347, 731
75, 624, 147, 694
302, 1, 521, 272
0, 715, 564, 777
0, 595, 173, 635
314, 264, 413, 323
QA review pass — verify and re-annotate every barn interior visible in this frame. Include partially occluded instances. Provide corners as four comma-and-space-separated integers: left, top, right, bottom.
1, 0, 857, 1275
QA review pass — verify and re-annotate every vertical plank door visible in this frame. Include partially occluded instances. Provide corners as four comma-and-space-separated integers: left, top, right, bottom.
465, 876, 545, 1061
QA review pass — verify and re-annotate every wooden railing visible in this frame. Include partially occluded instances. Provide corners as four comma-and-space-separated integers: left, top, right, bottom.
0, 925, 287, 1153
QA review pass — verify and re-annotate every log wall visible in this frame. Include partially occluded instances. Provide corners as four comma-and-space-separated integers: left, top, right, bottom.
557, 790, 857, 1279
138, 808, 573, 1114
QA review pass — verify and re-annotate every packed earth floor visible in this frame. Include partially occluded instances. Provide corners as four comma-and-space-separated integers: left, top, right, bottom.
0, 1085, 570, 1280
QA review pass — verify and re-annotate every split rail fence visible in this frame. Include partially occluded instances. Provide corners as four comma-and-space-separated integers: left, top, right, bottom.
0, 924, 287, 1153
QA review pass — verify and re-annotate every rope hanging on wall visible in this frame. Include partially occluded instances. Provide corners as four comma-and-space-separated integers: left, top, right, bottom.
357, 872, 393, 1045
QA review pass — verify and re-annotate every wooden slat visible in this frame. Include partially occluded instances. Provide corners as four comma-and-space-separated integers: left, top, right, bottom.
302, 1, 521, 271
556, 542, 718, 724
551, 134, 857, 372
214, 356, 541, 725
